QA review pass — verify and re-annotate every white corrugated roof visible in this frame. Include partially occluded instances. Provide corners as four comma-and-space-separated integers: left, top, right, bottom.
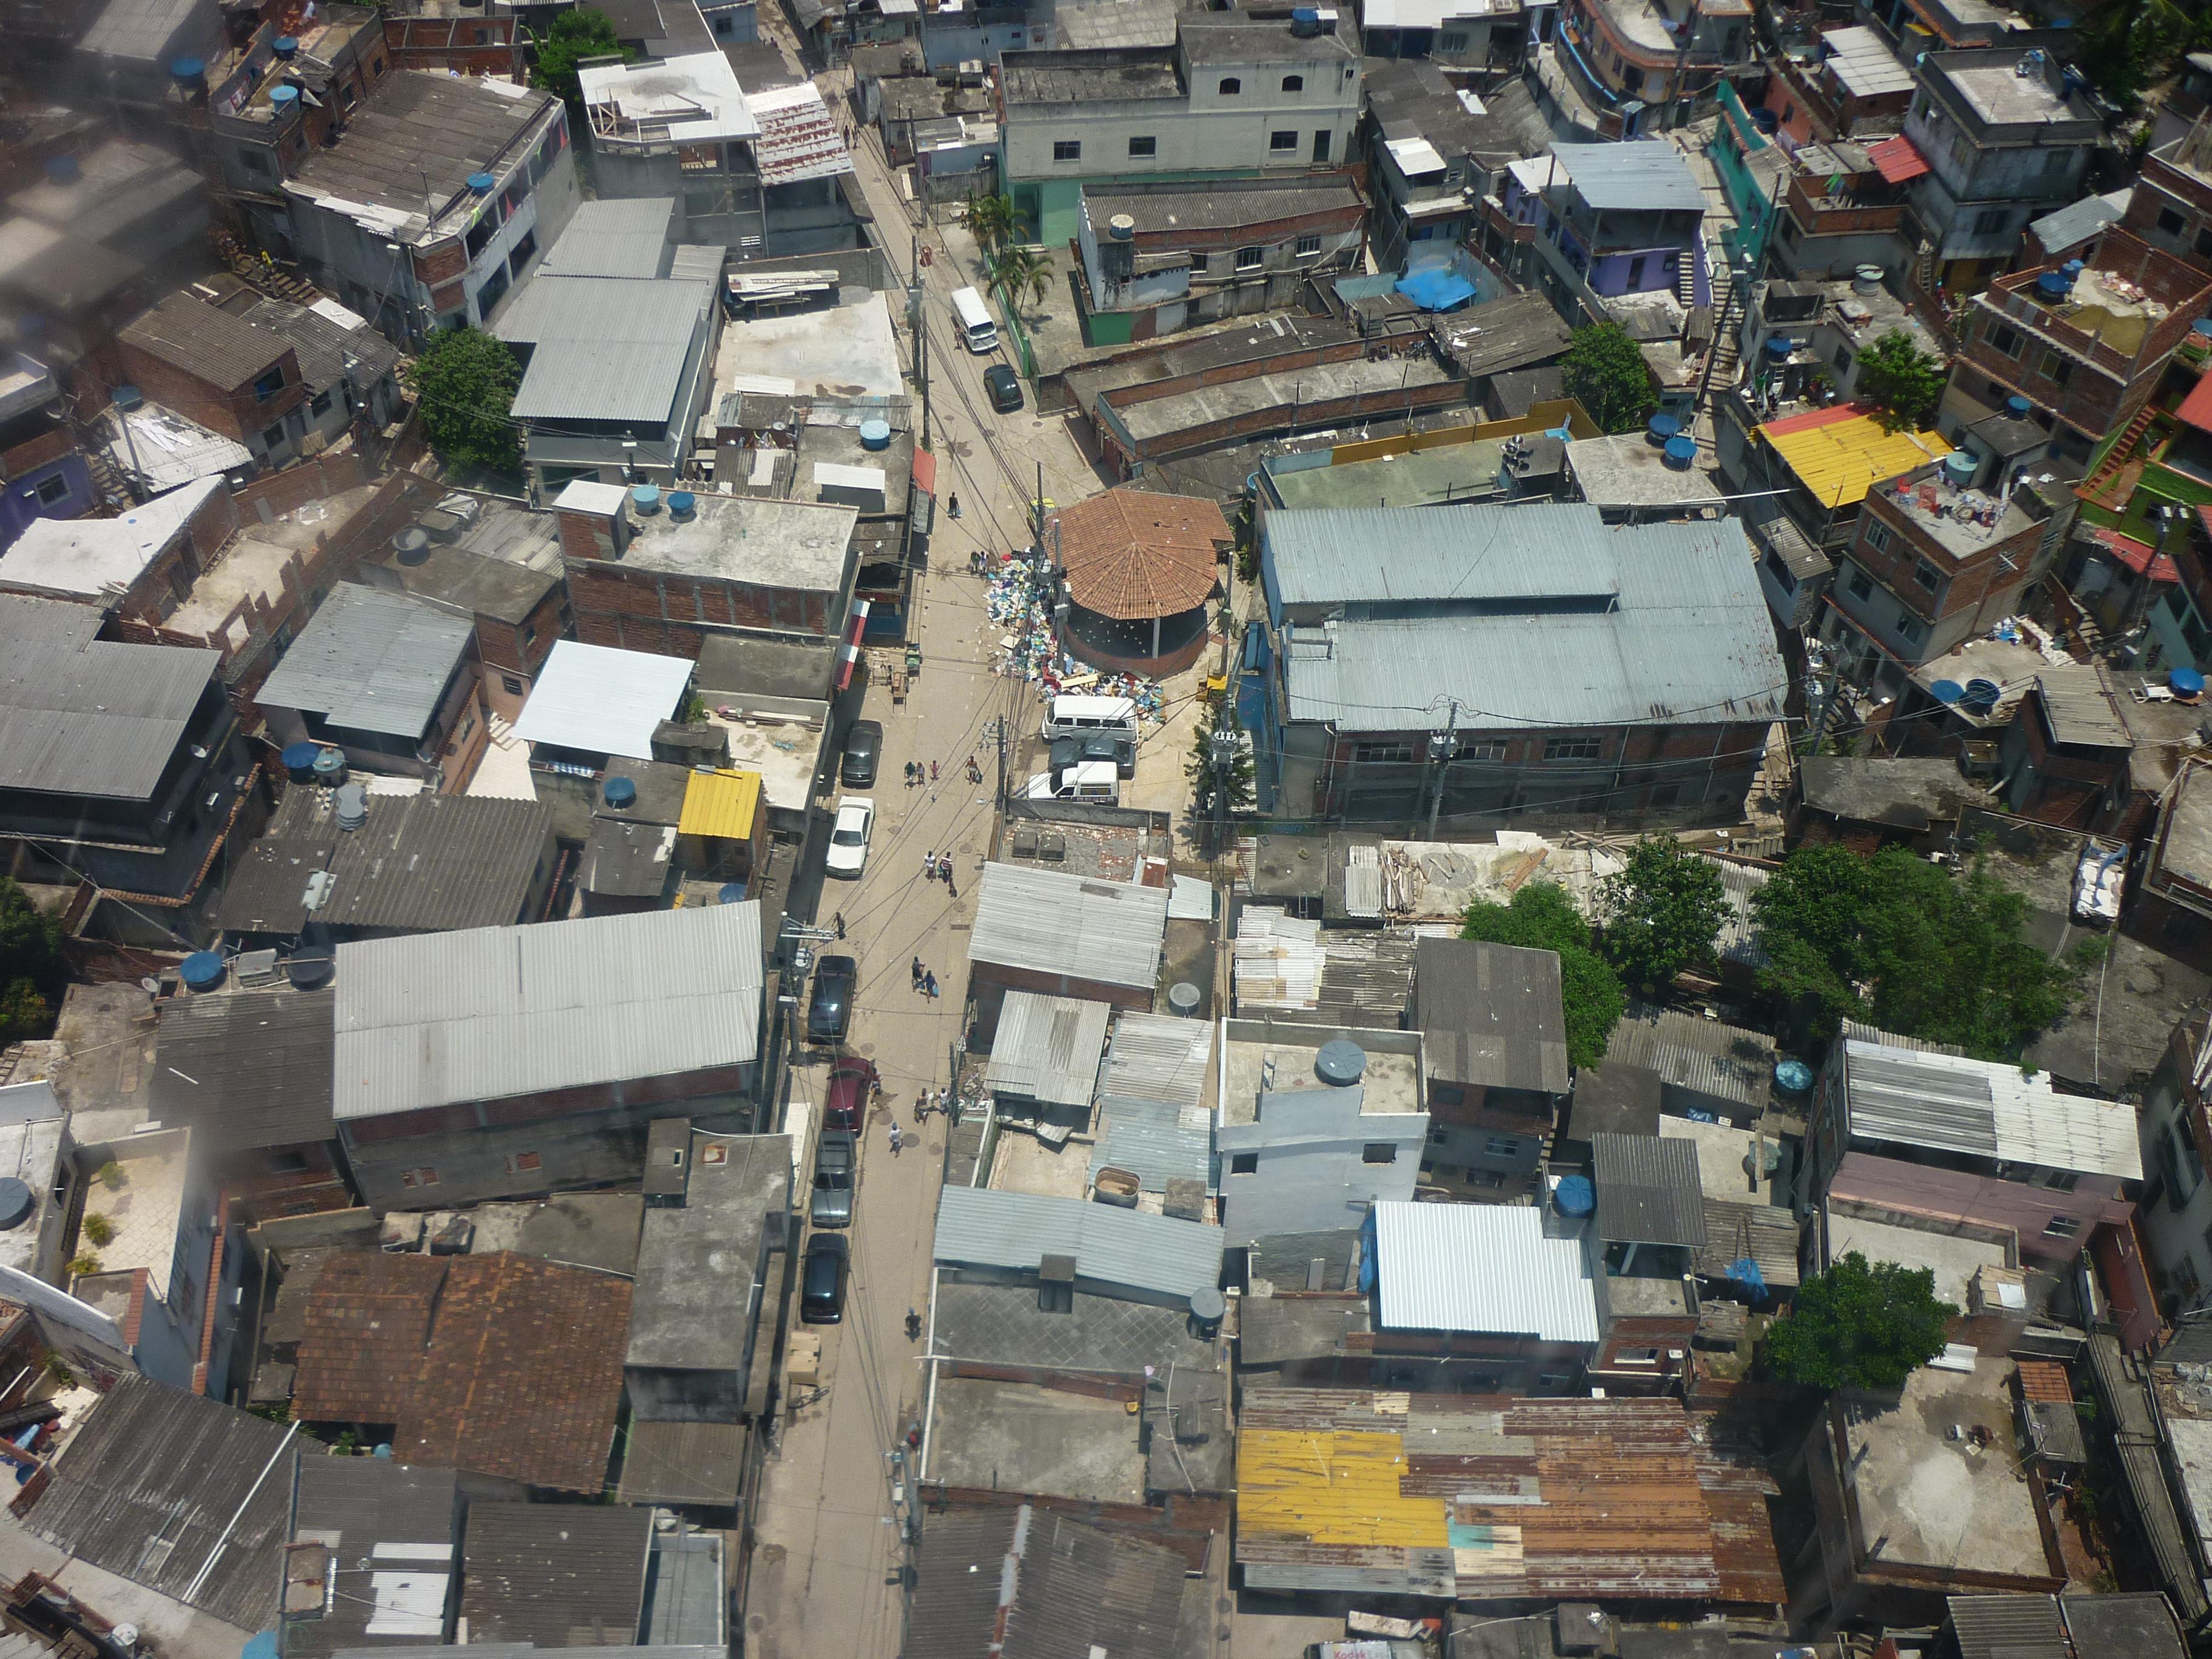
580, 52, 762, 143
969, 862, 1168, 989
1371, 1201, 1600, 1342
985, 991, 1111, 1107
511, 640, 694, 761
1842, 1036, 2142, 1180
933, 1185, 1223, 1302
1233, 907, 1323, 1012
332, 902, 763, 1121
1384, 136, 1447, 178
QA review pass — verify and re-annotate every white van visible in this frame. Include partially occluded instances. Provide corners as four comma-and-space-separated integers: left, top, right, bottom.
951, 286, 998, 354
1042, 694, 1139, 745
1024, 760, 1119, 802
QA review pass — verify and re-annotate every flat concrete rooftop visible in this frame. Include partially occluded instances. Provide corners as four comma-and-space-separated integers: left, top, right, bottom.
1221, 1028, 1422, 1126
1269, 438, 1506, 511
1116, 354, 1455, 445
925, 1376, 1148, 1503
1825, 1206, 2006, 1312
618, 489, 858, 594
712, 295, 905, 401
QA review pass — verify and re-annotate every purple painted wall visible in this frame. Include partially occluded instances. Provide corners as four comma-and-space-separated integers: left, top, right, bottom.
1828, 1149, 2132, 1265
0, 451, 94, 552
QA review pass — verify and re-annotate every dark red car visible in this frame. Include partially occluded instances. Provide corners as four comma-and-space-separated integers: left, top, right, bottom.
824, 1056, 878, 1131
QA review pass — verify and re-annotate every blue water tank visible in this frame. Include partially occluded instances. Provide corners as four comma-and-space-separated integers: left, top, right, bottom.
859, 418, 892, 451
1663, 434, 1697, 469
111, 384, 141, 412
270, 85, 300, 110
1962, 678, 2002, 714
631, 484, 662, 515
1774, 1058, 1815, 1094
281, 741, 323, 783
2005, 394, 2034, 417
467, 171, 496, 195
666, 490, 697, 521
718, 880, 748, 905
2173, 666, 2207, 699
180, 951, 226, 992
2037, 270, 2068, 299
1646, 413, 1681, 446
0, 1179, 32, 1232
1554, 1175, 1595, 1217
1764, 335, 1792, 358
1929, 679, 1965, 704
1942, 451, 1977, 487
272, 34, 298, 58
2196, 318, 2212, 340
2062, 258, 2085, 279
310, 746, 346, 783
170, 55, 206, 90
604, 776, 637, 808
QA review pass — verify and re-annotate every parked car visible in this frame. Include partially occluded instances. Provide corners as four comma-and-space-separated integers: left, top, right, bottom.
800, 1233, 850, 1322
840, 720, 883, 787
810, 1130, 857, 1227
825, 796, 874, 879
807, 954, 857, 1045
824, 1056, 878, 1130
1024, 760, 1118, 802
1049, 731, 1136, 780
984, 363, 1024, 413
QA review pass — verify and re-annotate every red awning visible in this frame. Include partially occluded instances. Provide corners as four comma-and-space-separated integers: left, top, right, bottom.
2086, 524, 2178, 583
911, 447, 938, 496
835, 599, 871, 692
1868, 133, 1931, 185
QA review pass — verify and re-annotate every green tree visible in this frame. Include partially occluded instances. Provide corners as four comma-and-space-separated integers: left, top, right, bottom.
407, 327, 523, 478
965, 193, 1028, 258
1766, 1252, 1956, 1391
0, 878, 63, 1047
1600, 837, 1726, 995
1461, 883, 1625, 1070
1186, 696, 1255, 820
531, 7, 631, 106
1751, 843, 2073, 1058
988, 243, 1054, 316
1560, 322, 1658, 435
1855, 330, 1945, 433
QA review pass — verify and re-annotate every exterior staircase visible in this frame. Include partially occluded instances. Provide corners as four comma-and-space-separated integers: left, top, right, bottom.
80, 429, 133, 509
210, 227, 324, 307
2079, 403, 2161, 505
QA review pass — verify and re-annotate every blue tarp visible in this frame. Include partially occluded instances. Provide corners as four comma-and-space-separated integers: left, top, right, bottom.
1395, 266, 1479, 312
1728, 1258, 1768, 1298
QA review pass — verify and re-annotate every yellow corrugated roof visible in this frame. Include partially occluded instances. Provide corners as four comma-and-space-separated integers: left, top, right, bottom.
677, 768, 762, 840
1761, 409, 1952, 509
1236, 1429, 1448, 1547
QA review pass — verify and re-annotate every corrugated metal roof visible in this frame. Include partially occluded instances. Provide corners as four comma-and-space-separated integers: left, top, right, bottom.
120, 291, 289, 391
1592, 1133, 1708, 1247
460, 1503, 651, 1648
150, 986, 334, 1153
1276, 511, 1785, 734
1370, 1201, 1598, 1342
907, 1503, 1192, 1659
1551, 140, 1706, 212
985, 991, 1111, 1108
2037, 664, 2132, 749
1706, 855, 1772, 969
745, 82, 856, 184
1696, 1201, 1800, 1288
668, 245, 725, 282
22, 1376, 294, 1631
237, 297, 403, 396
540, 198, 678, 278
332, 902, 763, 1121
2029, 187, 2131, 258
78, 0, 216, 59
1842, 1035, 2142, 1179
1096, 1011, 1212, 1113
1233, 908, 1324, 1010
1945, 1595, 2068, 1659
1760, 404, 1952, 509
933, 1185, 1223, 1302
1413, 937, 1569, 1094
1267, 501, 1626, 609
1603, 1005, 1774, 1113
256, 584, 474, 742
677, 768, 762, 840
511, 640, 694, 762
0, 593, 219, 801
1088, 1099, 1211, 1191
496, 274, 714, 423
615, 1420, 748, 1507
969, 863, 1169, 990
289, 1460, 460, 1658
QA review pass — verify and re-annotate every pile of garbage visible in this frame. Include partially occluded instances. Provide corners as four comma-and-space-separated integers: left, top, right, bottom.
980, 552, 1169, 714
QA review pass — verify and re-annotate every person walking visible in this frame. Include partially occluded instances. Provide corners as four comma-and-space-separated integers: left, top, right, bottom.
911, 956, 923, 991
923, 847, 937, 882
930, 760, 939, 784
889, 1121, 903, 1156
948, 491, 961, 518
923, 970, 939, 1000
942, 860, 958, 900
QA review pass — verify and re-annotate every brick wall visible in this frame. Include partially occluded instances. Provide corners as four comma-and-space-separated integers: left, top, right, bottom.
115, 339, 307, 447
232, 452, 369, 518
567, 564, 839, 657
383, 14, 521, 77
1851, 491, 2046, 629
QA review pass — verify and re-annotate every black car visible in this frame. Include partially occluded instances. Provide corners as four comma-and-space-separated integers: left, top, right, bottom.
984, 363, 1024, 414
1049, 731, 1137, 779
806, 954, 857, 1045
800, 1233, 850, 1323
840, 719, 883, 787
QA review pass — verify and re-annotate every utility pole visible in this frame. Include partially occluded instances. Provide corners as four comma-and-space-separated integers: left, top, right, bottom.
1208, 723, 1241, 858
917, 307, 930, 449
1426, 697, 1461, 840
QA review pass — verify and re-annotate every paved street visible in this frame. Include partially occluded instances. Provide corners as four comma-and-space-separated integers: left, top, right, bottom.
743, 48, 1116, 1659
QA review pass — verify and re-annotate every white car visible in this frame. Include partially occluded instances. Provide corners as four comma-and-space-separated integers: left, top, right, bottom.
825, 796, 874, 878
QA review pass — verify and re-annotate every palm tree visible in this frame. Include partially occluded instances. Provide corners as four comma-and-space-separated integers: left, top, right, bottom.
989, 244, 1054, 318
966, 193, 1027, 258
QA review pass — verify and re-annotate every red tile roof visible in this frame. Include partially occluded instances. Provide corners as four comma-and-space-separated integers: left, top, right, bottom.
1758, 401, 1873, 437
1053, 488, 1231, 622
2179, 369, 2212, 434
292, 1251, 631, 1493
1869, 133, 1930, 185
2086, 523, 2179, 584
2016, 1359, 2073, 1405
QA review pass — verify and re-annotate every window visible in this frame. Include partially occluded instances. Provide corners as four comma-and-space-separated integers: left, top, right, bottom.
1312, 129, 1331, 163
1438, 30, 1467, 50
399, 1167, 440, 1188
2197, 226, 2212, 260
262, 421, 286, 450
1235, 245, 1264, 270
1648, 782, 1681, 808
1281, 74, 1304, 92
1270, 129, 1298, 152
507, 227, 537, 275
1986, 320, 2022, 357
1912, 558, 1941, 591
1895, 616, 1924, 646
465, 214, 498, 258
1219, 76, 1241, 94
1763, 549, 1798, 592
505, 1151, 543, 1175
1614, 1348, 1661, 1364
253, 367, 285, 401
1362, 1143, 1398, 1165
714, 11, 732, 30
311, 389, 333, 418
1053, 139, 1081, 161
2160, 206, 2188, 236
2038, 350, 2071, 388
1128, 135, 1156, 157
2036, 1168, 2082, 1193
1847, 568, 1874, 601
1863, 520, 1890, 553
1230, 1151, 1259, 1175
1544, 735, 1601, 761
1972, 205, 2009, 235
1428, 1126, 1449, 1145
502, 672, 525, 696
34, 474, 69, 504
1461, 739, 1507, 762
1354, 739, 1415, 763
267, 1150, 310, 1175
2043, 1215, 2081, 1239
1483, 1136, 1520, 1158
1833, 343, 1854, 374
1295, 233, 1322, 256
2042, 146, 2069, 175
